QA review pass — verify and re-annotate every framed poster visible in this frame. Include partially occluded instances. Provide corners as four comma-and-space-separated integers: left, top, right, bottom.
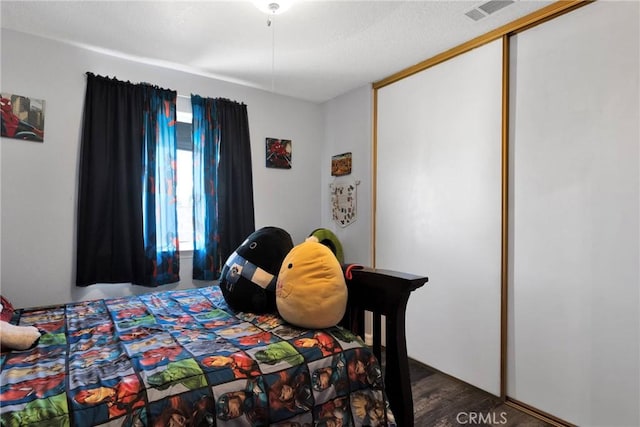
1, 92, 45, 142
331, 152, 352, 176
265, 137, 292, 169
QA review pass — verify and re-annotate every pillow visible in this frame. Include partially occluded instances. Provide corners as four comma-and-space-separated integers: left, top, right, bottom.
219, 226, 294, 313
276, 240, 348, 329
0, 321, 41, 351
308, 228, 344, 264
0, 296, 41, 351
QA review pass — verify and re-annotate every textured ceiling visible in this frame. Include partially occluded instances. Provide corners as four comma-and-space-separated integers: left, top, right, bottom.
1, 0, 553, 103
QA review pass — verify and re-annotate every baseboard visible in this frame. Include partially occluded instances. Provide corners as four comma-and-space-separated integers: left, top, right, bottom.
505, 398, 576, 427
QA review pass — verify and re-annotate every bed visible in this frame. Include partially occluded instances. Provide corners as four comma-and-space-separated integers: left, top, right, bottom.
0, 267, 427, 427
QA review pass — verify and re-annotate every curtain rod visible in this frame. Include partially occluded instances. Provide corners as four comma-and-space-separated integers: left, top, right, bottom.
84, 74, 245, 106
184, 93, 246, 106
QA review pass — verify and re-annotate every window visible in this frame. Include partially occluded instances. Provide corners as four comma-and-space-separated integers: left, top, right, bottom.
176, 120, 193, 252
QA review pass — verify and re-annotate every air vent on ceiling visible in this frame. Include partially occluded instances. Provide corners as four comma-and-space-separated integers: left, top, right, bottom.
465, 0, 515, 21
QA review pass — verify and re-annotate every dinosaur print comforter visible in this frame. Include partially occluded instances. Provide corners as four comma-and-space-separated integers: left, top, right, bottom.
0, 285, 395, 426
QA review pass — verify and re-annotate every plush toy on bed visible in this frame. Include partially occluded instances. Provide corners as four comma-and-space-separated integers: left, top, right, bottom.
0, 297, 41, 351
220, 226, 294, 314
308, 228, 344, 264
276, 239, 348, 329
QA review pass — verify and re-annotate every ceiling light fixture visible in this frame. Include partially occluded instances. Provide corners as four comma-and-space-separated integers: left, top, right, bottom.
253, 1, 295, 18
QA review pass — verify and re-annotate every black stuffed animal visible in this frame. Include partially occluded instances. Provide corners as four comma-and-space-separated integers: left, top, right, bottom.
219, 226, 294, 313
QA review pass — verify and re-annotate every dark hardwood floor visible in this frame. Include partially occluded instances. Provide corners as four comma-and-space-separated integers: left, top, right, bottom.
405, 357, 555, 426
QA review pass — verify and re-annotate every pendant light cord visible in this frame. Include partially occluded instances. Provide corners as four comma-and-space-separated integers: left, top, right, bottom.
270, 15, 276, 93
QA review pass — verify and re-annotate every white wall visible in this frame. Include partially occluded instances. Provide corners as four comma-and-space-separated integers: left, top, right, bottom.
321, 85, 373, 265
0, 29, 324, 308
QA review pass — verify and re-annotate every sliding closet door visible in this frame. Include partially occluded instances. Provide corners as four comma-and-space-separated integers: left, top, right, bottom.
508, 2, 639, 425
376, 39, 502, 395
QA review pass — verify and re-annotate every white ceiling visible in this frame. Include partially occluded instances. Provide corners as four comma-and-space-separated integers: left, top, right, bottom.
1, 0, 553, 103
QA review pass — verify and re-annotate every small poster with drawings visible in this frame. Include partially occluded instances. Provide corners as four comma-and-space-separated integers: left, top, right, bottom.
330, 181, 357, 227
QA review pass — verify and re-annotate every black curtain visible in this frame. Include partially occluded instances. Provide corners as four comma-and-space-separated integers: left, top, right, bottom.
217, 99, 255, 263
76, 74, 147, 286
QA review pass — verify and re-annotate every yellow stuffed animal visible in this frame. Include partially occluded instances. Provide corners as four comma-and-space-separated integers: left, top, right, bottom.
276, 240, 348, 329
